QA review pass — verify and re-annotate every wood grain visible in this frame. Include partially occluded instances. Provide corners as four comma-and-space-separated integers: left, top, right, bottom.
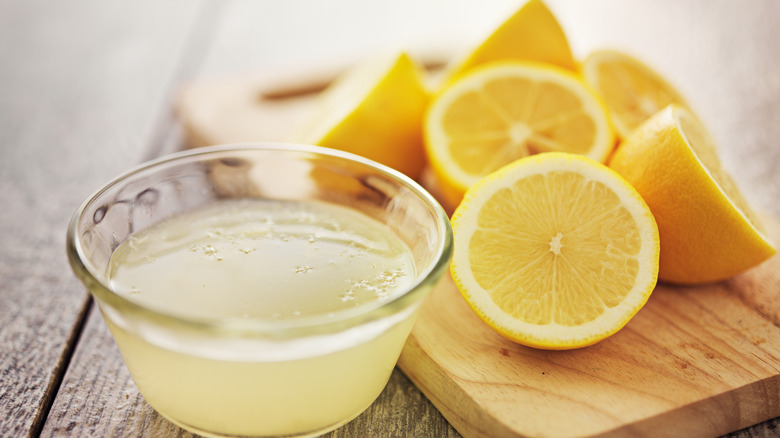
0, 1, 210, 436
40, 307, 186, 437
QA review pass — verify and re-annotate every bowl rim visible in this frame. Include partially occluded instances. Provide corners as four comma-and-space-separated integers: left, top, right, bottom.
66, 142, 453, 338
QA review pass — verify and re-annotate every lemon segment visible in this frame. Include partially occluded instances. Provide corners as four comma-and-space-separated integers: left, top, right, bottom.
451, 152, 659, 349
292, 51, 429, 179
581, 50, 690, 139
425, 62, 615, 210
441, 0, 576, 87
608, 104, 776, 283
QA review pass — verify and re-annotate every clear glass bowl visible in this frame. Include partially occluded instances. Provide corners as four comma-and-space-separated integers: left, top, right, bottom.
66, 143, 453, 437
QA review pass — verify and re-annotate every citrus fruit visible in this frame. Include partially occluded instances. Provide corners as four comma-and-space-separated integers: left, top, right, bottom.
608, 104, 776, 284
440, 0, 576, 87
292, 51, 429, 179
425, 61, 615, 210
581, 49, 690, 139
450, 152, 659, 349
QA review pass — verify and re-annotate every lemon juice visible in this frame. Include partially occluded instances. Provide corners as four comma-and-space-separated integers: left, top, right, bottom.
104, 198, 419, 437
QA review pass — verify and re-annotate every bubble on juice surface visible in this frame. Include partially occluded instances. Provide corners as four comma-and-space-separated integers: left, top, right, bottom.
190, 243, 223, 261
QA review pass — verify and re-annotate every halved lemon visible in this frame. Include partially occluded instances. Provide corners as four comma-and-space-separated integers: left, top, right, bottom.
609, 104, 776, 284
581, 49, 690, 139
291, 51, 429, 179
425, 61, 615, 210
440, 0, 576, 87
451, 152, 659, 349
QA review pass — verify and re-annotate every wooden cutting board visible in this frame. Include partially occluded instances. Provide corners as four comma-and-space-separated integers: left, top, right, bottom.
176, 71, 780, 438
400, 245, 780, 438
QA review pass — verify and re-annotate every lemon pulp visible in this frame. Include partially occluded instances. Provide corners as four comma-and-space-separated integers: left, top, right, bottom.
470, 170, 642, 325
451, 153, 659, 349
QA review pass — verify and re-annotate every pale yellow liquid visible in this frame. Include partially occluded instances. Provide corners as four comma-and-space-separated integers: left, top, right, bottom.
105, 199, 419, 437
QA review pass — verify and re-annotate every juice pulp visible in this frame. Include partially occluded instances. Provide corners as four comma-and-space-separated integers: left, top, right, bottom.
105, 199, 419, 437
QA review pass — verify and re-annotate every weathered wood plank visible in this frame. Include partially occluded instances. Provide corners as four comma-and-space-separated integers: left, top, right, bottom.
0, 0, 208, 436
41, 308, 192, 437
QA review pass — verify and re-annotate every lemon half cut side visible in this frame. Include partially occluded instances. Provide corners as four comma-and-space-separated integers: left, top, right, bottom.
425, 61, 615, 210
582, 50, 690, 139
450, 152, 659, 349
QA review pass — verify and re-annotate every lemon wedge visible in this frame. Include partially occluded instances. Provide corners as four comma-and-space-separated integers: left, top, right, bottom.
609, 104, 776, 283
440, 0, 575, 87
293, 51, 429, 179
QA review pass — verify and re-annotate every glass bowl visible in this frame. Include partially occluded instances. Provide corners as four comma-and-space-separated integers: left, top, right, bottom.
66, 143, 453, 437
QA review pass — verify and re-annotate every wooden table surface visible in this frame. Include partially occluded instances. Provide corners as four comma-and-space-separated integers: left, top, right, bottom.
1, 1, 778, 437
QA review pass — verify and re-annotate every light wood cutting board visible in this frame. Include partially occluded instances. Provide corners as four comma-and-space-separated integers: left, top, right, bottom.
176, 71, 780, 438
